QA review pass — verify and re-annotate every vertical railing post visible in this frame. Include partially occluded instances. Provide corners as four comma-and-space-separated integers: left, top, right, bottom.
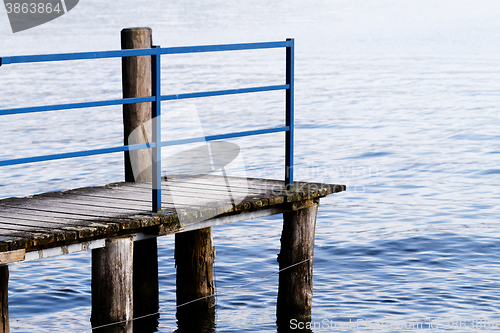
285, 38, 294, 188
151, 46, 162, 212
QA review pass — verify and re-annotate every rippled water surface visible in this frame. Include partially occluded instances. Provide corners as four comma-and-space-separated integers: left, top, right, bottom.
1, 0, 500, 332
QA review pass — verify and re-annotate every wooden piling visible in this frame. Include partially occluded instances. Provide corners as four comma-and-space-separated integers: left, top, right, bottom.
121, 27, 153, 183
277, 199, 319, 322
175, 227, 216, 322
91, 237, 133, 333
0, 266, 8, 333
133, 239, 159, 332
121, 27, 160, 331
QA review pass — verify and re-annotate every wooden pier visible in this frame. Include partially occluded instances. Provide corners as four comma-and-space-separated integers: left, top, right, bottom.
0, 176, 345, 332
0, 175, 344, 255
0, 28, 346, 332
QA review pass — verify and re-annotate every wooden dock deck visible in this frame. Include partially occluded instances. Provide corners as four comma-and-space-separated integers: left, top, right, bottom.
0, 175, 345, 264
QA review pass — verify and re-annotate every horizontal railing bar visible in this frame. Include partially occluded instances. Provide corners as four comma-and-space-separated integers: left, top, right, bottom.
160, 41, 292, 54
0, 48, 156, 65
161, 85, 289, 101
0, 96, 156, 116
0, 143, 155, 167
0, 41, 291, 66
0, 126, 289, 167
1, 85, 289, 116
161, 126, 289, 147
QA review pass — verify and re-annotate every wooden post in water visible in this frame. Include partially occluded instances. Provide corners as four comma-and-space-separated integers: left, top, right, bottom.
91, 27, 159, 333
277, 199, 319, 324
175, 227, 216, 329
0, 266, 8, 333
91, 237, 134, 333
121, 27, 153, 183
132, 239, 159, 332
121, 27, 159, 331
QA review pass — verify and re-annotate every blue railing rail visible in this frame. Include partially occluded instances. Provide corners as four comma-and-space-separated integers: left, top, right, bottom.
0, 40, 294, 212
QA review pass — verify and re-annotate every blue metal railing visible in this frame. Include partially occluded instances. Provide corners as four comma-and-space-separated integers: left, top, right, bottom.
0, 40, 294, 212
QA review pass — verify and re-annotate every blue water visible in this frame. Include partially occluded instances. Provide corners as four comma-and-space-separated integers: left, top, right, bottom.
1, 0, 500, 331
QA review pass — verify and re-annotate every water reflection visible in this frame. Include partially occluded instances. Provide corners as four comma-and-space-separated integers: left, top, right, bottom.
175, 306, 216, 333
133, 314, 159, 333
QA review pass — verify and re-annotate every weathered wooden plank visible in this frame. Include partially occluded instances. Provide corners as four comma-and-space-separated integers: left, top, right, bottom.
89, 186, 235, 214
0, 176, 346, 253
0, 218, 79, 242
68, 189, 152, 203
166, 174, 285, 189
161, 178, 340, 204
135, 180, 267, 196
70, 188, 232, 218
0, 205, 104, 221
60, 194, 152, 211
0, 249, 25, 264
0, 209, 98, 226
0, 208, 146, 242
121, 182, 283, 212
183, 180, 280, 192
0, 215, 87, 228
137, 184, 253, 200
65, 187, 152, 203
0, 236, 32, 252
0, 228, 55, 249
0, 214, 115, 242
71, 180, 318, 213
0, 201, 139, 219
167, 175, 345, 198
27, 192, 152, 212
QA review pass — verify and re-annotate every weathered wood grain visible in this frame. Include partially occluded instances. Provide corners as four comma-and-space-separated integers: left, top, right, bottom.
175, 227, 215, 316
0, 249, 25, 265
0, 175, 345, 256
92, 237, 134, 333
122, 26, 153, 185
277, 199, 319, 321
0, 265, 8, 333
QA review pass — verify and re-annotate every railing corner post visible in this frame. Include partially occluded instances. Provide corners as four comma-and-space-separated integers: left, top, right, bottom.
285, 38, 295, 188
151, 45, 162, 212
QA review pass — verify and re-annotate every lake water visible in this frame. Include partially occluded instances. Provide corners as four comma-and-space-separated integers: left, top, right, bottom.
1, 0, 500, 332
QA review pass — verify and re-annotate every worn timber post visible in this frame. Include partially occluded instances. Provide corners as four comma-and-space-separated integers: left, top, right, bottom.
133, 239, 159, 332
122, 27, 153, 183
175, 227, 216, 327
91, 237, 134, 333
277, 199, 319, 324
0, 266, 8, 333
121, 27, 159, 331
91, 27, 159, 333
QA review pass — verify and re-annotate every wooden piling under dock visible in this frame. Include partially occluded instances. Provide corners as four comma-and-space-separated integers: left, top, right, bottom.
91, 237, 134, 333
175, 227, 216, 321
121, 27, 160, 332
278, 199, 319, 321
0, 266, 8, 333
